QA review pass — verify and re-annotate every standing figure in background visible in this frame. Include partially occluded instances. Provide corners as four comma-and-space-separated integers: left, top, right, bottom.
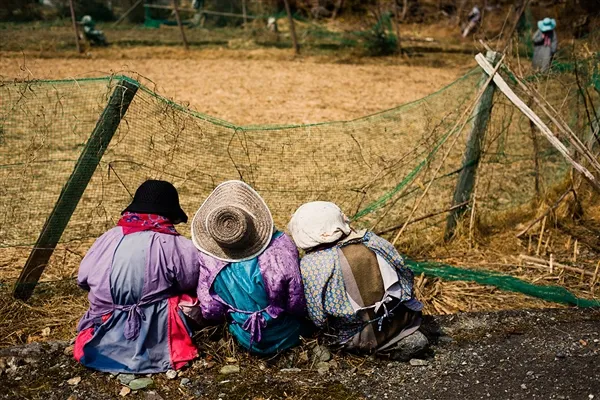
288, 202, 428, 360
80, 15, 108, 46
267, 17, 278, 33
532, 18, 558, 72
193, 180, 309, 355
75, 180, 201, 373
462, 6, 481, 38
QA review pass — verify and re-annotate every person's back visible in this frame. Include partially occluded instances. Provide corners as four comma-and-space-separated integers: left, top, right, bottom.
75, 180, 200, 373
289, 202, 427, 358
193, 181, 309, 355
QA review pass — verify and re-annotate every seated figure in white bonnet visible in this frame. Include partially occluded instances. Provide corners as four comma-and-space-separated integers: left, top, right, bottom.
288, 201, 428, 359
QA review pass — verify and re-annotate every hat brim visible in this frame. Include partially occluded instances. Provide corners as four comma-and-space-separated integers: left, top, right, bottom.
538, 20, 556, 32
122, 203, 188, 224
191, 181, 273, 262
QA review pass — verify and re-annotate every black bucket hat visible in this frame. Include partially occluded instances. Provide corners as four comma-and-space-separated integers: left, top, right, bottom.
122, 180, 188, 224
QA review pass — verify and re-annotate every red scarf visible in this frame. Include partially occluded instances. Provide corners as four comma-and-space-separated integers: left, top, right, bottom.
543, 32, 552, 47
117, 212, 179, 235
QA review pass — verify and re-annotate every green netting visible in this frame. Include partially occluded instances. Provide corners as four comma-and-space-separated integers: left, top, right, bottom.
0, 63, 594, 247
0, 51, 598, 305
406, 260, 600, 308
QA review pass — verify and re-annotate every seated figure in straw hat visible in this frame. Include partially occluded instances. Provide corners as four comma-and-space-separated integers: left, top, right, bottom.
75, 180, 201, 373
288, 201, 428, 359
193, 180, 309, 355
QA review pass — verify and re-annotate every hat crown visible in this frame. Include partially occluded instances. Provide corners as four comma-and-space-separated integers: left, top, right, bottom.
132, 180, 179, 207
206, 206, 252, 249
191, 180, 274, 262
123, 180, 188, 224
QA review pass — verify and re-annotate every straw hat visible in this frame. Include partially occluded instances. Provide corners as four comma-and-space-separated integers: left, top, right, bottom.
538, 18, 556, 33
191, 180, 273, 262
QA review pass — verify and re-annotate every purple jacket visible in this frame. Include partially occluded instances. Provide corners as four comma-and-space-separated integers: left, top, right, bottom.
77, 227, 200, 333
197, 233, 306, 321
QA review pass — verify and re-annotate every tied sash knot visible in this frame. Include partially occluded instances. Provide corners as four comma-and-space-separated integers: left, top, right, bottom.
115, 303, 147, 340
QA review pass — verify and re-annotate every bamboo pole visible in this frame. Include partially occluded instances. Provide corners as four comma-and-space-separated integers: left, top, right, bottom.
283, 0, 299, 55
172, 0, 189, 50
68, 0, 82, 53
476, 54, 600, 193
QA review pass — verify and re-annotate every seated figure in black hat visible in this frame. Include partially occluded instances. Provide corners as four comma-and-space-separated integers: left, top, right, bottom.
193, 180, 310, 355
74, 180, 201, 374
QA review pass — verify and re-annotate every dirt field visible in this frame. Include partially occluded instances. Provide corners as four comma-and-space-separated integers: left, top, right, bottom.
0, 48, 470, 125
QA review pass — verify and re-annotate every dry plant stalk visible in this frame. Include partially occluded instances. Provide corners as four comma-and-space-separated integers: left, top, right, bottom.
520, 254, 596, 279
536, 216, 546, 256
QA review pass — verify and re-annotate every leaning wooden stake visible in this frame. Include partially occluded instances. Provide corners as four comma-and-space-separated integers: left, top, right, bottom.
242, 0, 248, 28
475, 54, 600, 193
112, 0, 144, 27
69, 0, 82, 53
172, 0, 189, 50
445, 50, 500, 241
283, 0, 299, 55
14, 79, 139, 301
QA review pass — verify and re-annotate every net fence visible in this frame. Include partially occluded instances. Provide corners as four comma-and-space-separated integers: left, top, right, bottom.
0, 52, 598, 292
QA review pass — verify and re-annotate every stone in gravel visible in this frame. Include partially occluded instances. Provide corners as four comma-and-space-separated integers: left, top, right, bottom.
280, 368, 301, 373
67, 376, 81, 386
219, 365, 240, 374
438, 336, 454, 344
312, 345, 332, 362
119, 386, 131, 397
316, 361, 329, 375
128, 377, 154, 390
180, 377, 191, 386
409, 359, 429, 366
204, 361, 216, 369
145, 391, 165, 400
165, 370, 178, 380
63, 345, 74, 356
118, 374, 137, 385
389, 331, 429, 361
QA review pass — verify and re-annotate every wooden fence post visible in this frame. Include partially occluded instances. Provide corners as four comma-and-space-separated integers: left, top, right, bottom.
69, 0, 82, 53
283, 0, 299, 55
394, 0, 402, 53
445, 50, 500, 241
172, 0, 189, 50
242, 0, 248, 29
13, 79, 139, 301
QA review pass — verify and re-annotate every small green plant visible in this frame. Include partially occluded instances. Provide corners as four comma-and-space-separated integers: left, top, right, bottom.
357, 11, 398, 57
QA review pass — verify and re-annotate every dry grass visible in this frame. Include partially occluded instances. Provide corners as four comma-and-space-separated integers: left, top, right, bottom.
0, 23, 598, 349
